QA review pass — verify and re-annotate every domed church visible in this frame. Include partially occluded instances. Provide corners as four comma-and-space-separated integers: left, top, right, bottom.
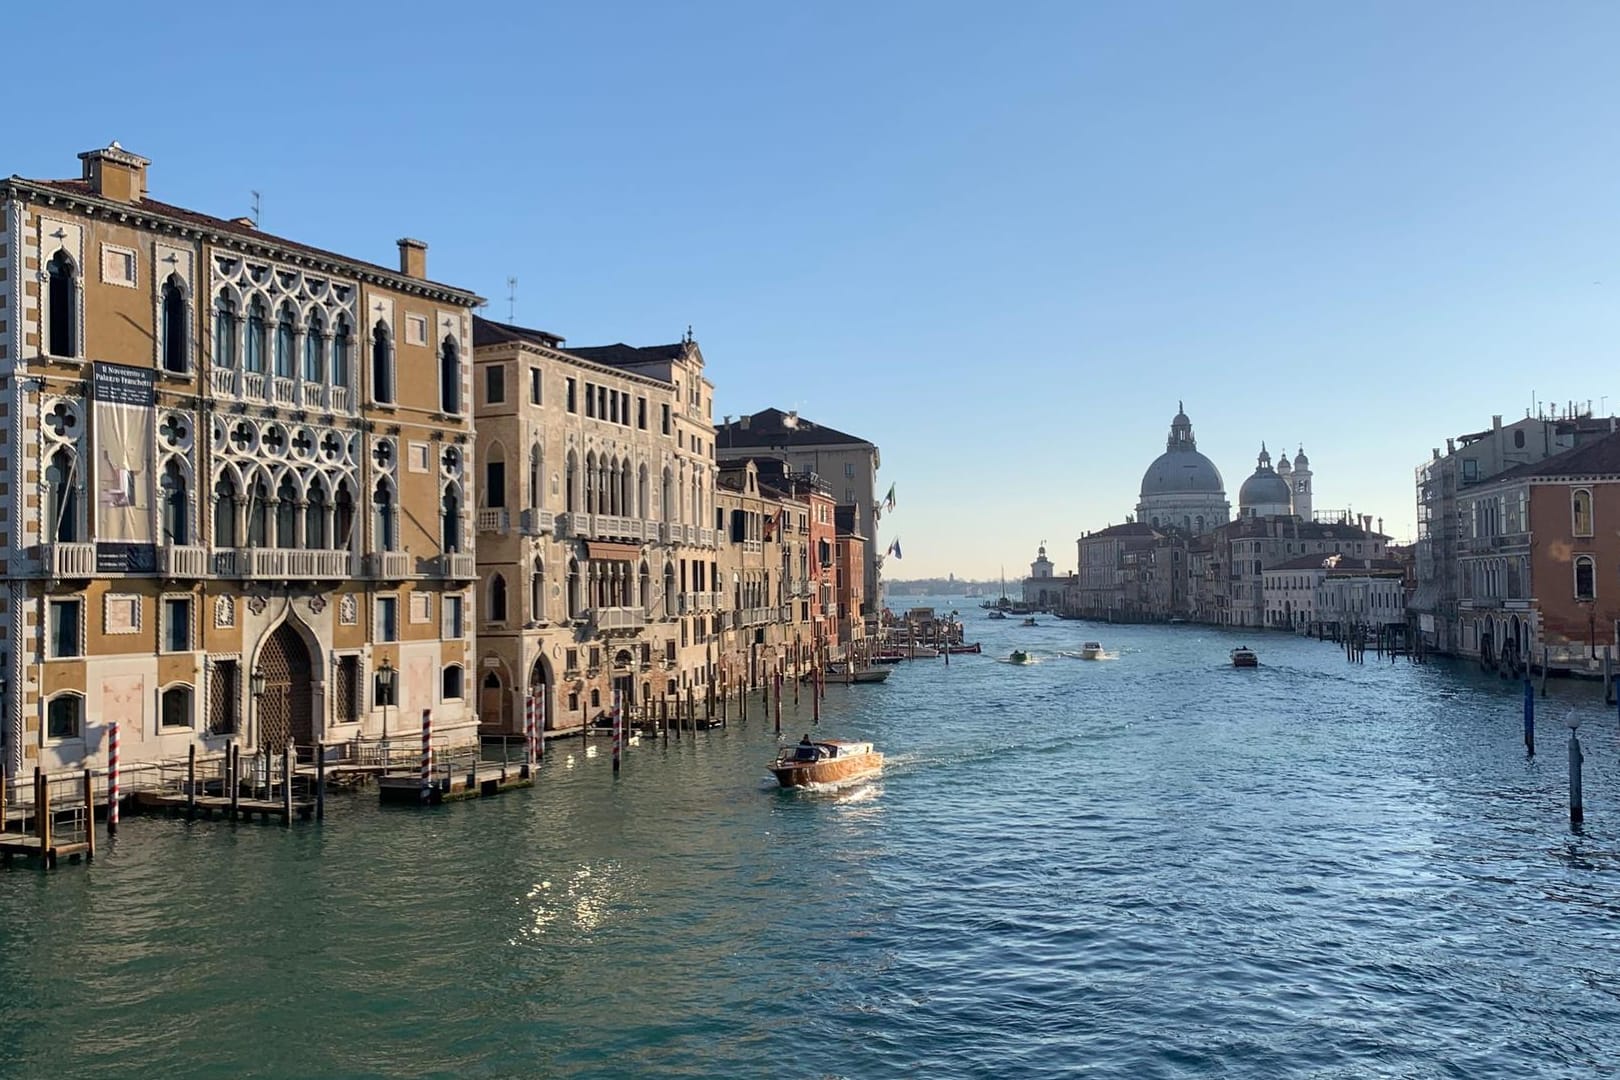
1136, 404, 1231, 534
1238, 443, 1313, 519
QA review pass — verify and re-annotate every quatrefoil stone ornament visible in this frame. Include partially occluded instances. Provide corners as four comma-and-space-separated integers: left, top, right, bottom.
159, 414, 189, 447
45, 402, 78, 438
373, 440, 394, 469
230, 423, 254, 452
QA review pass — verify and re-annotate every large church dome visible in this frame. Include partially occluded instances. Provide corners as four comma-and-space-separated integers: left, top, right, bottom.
1139, 404, 1226, 497
1238, 444, 1292, 514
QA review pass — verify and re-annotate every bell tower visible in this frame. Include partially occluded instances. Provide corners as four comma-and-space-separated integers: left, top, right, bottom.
1291, 447, 1313, 520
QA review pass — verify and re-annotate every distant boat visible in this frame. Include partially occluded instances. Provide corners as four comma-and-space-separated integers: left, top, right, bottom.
770, 739, 884, 787
987, 609, 1008, 620
1021, 617, 1038, 627
825, 662, 891, 683
1231, 646, 1259, 668
1080, 641, 1102, 660
1008, 649, 1031, 664
945, 642, 982, 655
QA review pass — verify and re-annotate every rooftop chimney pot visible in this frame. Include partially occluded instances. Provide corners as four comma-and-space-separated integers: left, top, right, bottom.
398, 237, 428, 279
78, 142, 149, 203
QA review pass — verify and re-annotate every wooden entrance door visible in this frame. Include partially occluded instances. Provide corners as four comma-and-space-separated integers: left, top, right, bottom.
259, 622, 314, 753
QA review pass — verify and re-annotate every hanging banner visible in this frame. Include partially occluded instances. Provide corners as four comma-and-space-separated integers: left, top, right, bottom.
93, 362, 157, 573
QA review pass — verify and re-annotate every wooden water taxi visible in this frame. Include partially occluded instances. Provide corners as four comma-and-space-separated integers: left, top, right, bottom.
1231, 646, 1259, 668
770, 739, 884, 787
826, 663, 891, 683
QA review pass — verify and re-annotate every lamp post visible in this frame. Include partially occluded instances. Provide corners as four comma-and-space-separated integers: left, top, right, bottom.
249, 664, 266, 746
377, 657, 395, 761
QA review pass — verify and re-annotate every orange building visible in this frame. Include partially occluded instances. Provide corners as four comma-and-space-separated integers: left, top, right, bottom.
1457, 428, 1620, 673
2, 144, 483, 779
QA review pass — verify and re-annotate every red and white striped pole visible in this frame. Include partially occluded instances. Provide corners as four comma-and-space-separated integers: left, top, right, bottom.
107, 721, 121, 836
419, 708, 433, 804
523, 692, 536, 776
611, 688, 622, 776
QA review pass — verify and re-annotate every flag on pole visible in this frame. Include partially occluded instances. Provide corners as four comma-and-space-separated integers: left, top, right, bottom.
883, 483, 897, 511
887, 538, 902, 560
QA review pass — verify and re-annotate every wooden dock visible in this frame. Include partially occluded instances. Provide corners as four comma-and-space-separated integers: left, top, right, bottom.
378, 761, 533, 806
0, 769, 96, 868
130, 790, 315, 823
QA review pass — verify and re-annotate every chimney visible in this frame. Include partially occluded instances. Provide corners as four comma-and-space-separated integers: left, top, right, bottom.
1446, 437, 1455, 455
230, 216, 256, 230
1492, 414, 1502, 432
397, 238, 428, 279
78, 141, 149, 202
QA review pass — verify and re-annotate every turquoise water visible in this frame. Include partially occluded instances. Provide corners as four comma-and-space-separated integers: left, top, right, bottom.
3, 602, 1619, 1078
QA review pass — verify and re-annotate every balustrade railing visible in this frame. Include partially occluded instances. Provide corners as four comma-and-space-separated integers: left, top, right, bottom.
519, 508, 555, 535
157, 544, 208, 579
42, 542, 96, 578
477, 508, 509, 534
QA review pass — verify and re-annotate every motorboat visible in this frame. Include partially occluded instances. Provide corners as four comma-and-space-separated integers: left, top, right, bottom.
1021, 617, 1038, 627
945, 642, 982, 655
987, 610, 1008, 620
825, 663, 891, 683
1231, 646, 1259, 668
1008, 649, 1031, 664
770, 738, 884, 787
1079, 641, 1102, 660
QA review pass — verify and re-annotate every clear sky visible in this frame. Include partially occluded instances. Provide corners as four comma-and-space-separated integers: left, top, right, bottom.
19, 2, 1619, 578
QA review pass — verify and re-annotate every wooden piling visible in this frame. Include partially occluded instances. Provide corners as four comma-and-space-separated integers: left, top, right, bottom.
315, 743, 326, 821
82, 769, 95, 860
281, 744, 294, 824
230, 745, 241, 818
35, 768, 50, 854
187, 743, 198, 820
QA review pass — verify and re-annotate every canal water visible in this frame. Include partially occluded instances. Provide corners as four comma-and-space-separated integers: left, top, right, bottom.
2, 602, 1619, 1078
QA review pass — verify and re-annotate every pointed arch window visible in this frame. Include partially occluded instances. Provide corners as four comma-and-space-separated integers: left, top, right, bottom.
161, 276, 188, 373
639, 561, 651, 609
442, 484, 462, 553
567, 559, 582, 619
214, 293, 239, 369
160, 459, 189, 545
213, 473, 240, 548
584, 452, 598, 514
247, 475, 270, 547
565, 451, 579, 513
275, 475, 299, 547
371, 321, 394, 403
304, 310, 325, 382
1575, 555, 1596, 601
1573, 488, 1594, 538
490, 573, 508, 623
373, 481, 397, 551
306, 480, 330, 549
274, 302, 297, 378
334, 483, 355, 549
485, 445, 506, 510
245, 296, 268, 373
45, 447, 80, 543
530, 556, 545, 623
439, 336, 460, 414
331, 315, 352, 387
528, 445, 542, 511
46, 250, 77, 357
663, 562, 676, 617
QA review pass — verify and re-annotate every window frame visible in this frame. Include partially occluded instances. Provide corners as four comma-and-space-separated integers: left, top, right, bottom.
45, 692, 84, 742
1572, 487, 1594, 538
377, 594, 399, 642
161, 595, 193, 654
159, 683, 196, 730
48, 598, 82, 659
485, 363, 506, 405
1574, 554, 1597, 601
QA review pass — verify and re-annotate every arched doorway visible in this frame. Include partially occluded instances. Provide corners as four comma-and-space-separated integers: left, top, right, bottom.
481, 669, 513, 734
258, 621, 314, 753
612, 649, 637, 715
530, 656, 553, 730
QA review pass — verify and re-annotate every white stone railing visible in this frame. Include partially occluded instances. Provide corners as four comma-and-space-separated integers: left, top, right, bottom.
43, 542, 96, 578
593, 606, 647, 632
157, 544, 208, 578
210, 368, 236, 397
477, 508, 509, 534
520, 508, 555, 536
243, 372, 268, 400
364, 551, 411, 579
271, 376, 297, 405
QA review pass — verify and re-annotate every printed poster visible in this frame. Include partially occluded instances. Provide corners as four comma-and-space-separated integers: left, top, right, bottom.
92, 362, 156, 573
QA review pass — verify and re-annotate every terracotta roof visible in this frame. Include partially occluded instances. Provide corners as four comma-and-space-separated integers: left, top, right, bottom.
1081, 522, 1158, 540
717, 408, 870, 449
566, 342, 687, 367
473, 315, 565, 349
15, 177, 481, 304
1266, 555, 1403, 573
1504, 428, 1620, 482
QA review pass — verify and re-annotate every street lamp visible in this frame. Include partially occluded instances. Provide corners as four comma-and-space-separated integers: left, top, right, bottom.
248, 664, 266, 749
377, 657, 395, 759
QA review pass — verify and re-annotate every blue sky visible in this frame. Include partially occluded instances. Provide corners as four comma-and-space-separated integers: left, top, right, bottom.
20, 2, 1619, 578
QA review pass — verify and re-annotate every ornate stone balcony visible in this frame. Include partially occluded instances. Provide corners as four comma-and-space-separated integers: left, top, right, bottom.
42, 542, 96, 578
157, 543, 209, 579
519, 508, 555, 536
364, 551, 412, 580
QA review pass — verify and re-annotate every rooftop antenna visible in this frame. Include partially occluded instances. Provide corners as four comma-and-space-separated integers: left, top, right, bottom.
506, 276, 517, 323
250, 190, 261, 228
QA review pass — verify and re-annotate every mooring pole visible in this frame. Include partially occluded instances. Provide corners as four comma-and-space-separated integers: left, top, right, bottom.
82, 769, 95, 861
420, 708, 433, 805
1568, 712, 1585, 827
612, 689, 622, 777
315, 742, 326, 821
1523, 676, 1535, 756
107, 721, 120, 837
282, 744, 294, 824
